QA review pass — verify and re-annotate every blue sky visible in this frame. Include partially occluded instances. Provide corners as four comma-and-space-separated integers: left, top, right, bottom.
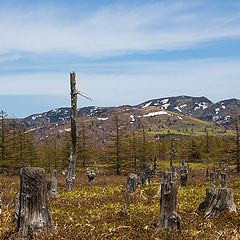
1, 0, 240, 117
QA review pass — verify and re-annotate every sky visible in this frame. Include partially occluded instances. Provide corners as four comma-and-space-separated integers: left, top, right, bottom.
1, 0, 240, 117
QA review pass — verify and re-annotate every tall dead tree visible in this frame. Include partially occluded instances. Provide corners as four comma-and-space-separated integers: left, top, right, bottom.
0, 110, 8, 162
169, 137, 178, 177
153, 156, 157, 175
205, 129, 210, 154
66, 72, 78, 191
15, 167, 52, 237
236, 116, 240, 173
114, 115, 121, 175
131, 130, 137, 173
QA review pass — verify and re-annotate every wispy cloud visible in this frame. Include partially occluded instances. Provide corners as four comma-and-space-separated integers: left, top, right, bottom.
0, 54, 22, 63
1, 58, 239, 104
0, 1, 240, 58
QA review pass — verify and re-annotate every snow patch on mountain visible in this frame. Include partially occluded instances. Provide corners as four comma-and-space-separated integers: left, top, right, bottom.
31, 114, 42, 120
142, 102, 152, 108
215, 108, 220, 114
174, 107, 181, 112
161, 103, 170, 109
194, 102, 208, 111
129, 115, 135, 122
143, 111, 170, 117
97, 117, 108, 121
161, 99, 169, 104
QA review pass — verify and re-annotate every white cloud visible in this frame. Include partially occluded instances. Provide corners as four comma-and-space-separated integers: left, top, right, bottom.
0, 73, 68, 95
0, 58, 239, 104
0, 54, 22, 63
0, 1, 240, 57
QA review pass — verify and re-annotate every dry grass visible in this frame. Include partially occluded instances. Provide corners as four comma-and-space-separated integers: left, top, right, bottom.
0, 168, 240, 240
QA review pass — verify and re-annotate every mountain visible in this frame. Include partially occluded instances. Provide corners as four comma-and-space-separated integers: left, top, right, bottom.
137, 96, 240, 125
136, 96, 213, 118
199, 98, 240, 125
23, 106, 108, 128
20, 96, 240, 135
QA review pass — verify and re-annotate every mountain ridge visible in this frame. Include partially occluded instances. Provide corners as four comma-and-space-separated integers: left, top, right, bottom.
20, 95, 240, 129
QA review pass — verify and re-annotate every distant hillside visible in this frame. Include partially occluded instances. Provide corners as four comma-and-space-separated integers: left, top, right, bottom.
19, 95, 240, 141
199, 98, 240, 125
136, 96, 240, 125
23, 106, 108, 128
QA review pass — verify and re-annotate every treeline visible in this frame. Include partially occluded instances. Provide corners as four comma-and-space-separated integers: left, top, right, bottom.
0, 112, 239, 175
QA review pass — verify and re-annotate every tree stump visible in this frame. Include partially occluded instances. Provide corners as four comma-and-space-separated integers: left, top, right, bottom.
169, 166, 176, 178
154, 170, 166, 199
210, 172, 217, 186
198, 187, 237, 218
48, 169, 58, 198
86, 168, 96, 184
220, 172, 228, 187
180, 166, 188, 187
126, 173, 137, 193
16, 167, 52, 237
156, 171, 180, 231
141, 162, 152, 185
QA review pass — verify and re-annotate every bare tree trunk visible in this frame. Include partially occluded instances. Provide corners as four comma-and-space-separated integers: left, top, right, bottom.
16, 167, 52, 237
236, 116, 240, 173
154, 170, 166, 199
180, 166, 188, 187
198, 187, 237, 218
153, 156, 157, 175
210, 172, 217, 186
169, 137, 177, 177
66, 71, 78, 191
115, 116, 120, 175
156, 171, 180, 231
220, 172, 227, 187
48, 169, 58, 198
0, 196, 2, 216
205, 167, 209, 178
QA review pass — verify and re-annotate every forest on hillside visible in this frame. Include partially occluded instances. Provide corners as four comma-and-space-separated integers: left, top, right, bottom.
0, 109, 240, 175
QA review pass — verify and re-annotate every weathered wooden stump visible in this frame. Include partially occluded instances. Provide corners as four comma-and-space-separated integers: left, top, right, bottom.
220, 172, 228, 187
126, 173, 137, 193
86, 168, 96, 184
154, 170, 166, 199
48, 169, 58, 198
210, 172, 217, 186
141, 162, 152, 185
16, 167, 52, 237
198, 187, 237, 218
156, 171, 180, 231
180, 166, 188, 187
